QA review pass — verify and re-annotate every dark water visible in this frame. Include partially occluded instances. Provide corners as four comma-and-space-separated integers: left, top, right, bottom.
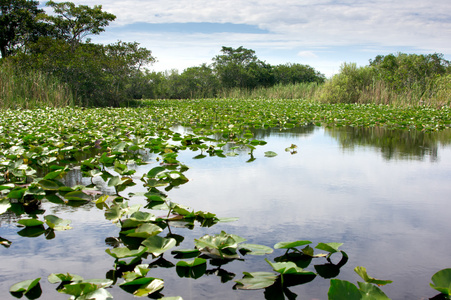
1, 126, 451, 299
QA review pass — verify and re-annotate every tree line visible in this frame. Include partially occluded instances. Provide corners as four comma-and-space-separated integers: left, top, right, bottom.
1, 0, 450, 107
0, 0, 325, 106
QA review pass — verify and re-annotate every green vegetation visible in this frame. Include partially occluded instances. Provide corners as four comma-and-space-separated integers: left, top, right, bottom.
1, 1, 450, 107
0, 60, 74, 108
318, 54, 451, 107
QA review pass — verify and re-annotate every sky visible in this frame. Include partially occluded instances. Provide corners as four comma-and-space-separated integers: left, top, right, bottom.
45, 0, 451, 77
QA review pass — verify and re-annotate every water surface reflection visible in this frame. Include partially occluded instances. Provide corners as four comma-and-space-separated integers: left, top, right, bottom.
1, 126, 450, 299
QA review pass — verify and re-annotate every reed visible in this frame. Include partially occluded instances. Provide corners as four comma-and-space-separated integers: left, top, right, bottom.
218, 82, 321, 100
0, 61, 74, 109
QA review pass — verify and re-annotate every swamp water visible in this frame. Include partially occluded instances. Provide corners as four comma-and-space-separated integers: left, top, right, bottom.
1, 125, 451, 299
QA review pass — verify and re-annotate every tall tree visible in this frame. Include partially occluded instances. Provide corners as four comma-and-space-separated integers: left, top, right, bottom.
212, 46, 260, 88
0, 0, 46, 57
45, 0, 116, 44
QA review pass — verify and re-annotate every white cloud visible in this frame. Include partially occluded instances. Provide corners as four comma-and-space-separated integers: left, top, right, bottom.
61, 0, 451, 74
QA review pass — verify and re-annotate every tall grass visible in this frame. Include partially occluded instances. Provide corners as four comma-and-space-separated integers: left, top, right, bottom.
218, 82, 321, 100
0, 61, 74, 109
316, 63, 451, 108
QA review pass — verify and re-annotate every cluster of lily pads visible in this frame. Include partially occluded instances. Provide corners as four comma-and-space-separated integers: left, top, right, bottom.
1, 99, 451, 299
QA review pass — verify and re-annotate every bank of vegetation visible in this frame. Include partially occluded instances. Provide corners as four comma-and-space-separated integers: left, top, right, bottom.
1, 0, 451, 109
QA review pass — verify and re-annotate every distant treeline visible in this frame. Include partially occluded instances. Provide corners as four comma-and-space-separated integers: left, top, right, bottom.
134, 47, 325, 99
1, 1, 450, 108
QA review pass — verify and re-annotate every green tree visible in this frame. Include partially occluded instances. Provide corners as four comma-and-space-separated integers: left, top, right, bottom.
212, 46, 262, 89
273, 63, 325, 85
0, 0, 48, 57
369, 53, 450, 91
45, 0, 116, 45
14, 37, 154, 106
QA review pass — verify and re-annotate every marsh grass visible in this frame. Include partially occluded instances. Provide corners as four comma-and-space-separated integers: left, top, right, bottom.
0, 62, 74, 109
218, 82, 321, 100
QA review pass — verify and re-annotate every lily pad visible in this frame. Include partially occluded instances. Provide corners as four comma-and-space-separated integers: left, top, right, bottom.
274, 240, 312, 249
430, 268, 451, 296
234, 272, 278, 290
354, 266, 393, 286
142, 236, 177, 256
44, 215, 72, 231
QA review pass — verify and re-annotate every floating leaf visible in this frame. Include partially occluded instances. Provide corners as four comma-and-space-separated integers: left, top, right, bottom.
354, 266, 393, 286
17, 218, 44, 227
9, 278, 41, 297
266, 259, 314, 276
176, 258, 207, 279
274, 240, 312, 249
0, 199, 12, 216
124, 223, 163, 238
239, 243, 274, 255
64, 191, 91, 201
38, 179, 61, 190
357, 282, 390, 299
120, 277, 164, 296
48, 273, 83, 284
0, 236, 12, 248
430, 268, 451, 296
316, 242, 343, 254
44, 215, 72, 231
234, 272, 278, 290
142, 236, 177, 256
264, 151, 278, 157
105, 246, 147, 259
328, 279, 362, 300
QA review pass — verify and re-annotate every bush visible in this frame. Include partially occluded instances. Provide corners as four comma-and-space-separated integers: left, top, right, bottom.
318, 63, 375, 103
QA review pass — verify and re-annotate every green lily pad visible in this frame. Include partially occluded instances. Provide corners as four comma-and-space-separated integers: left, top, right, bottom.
357, 282, 390, 299
17, 218, 44, 227
328, 279, 362, 300
9, 277, 41, 294
124, 223, 163, 238
105, 246, 147, 259
120, 277, 164, 296
234, 272, 278, 290
354, 266, 393, 286
142, 236, 177, 256
274, 240, 312, 249
264, 151, 278, 157
316, 242, 343, 254
430, 268, 451, 296
239, 243, 274, 255
38, 179, 61, 191
48, 273, 84, 284
44, 215, 72, 231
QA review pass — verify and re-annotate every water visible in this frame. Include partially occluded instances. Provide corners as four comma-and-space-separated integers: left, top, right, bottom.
1, 125, 451, 299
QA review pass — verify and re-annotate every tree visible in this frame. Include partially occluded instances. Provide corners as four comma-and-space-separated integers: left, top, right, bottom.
273, 63, 325, 85
212, 46, 261, 88
45, 0, 116, 45
0, 0, 47, 57
369, 53, 450, 91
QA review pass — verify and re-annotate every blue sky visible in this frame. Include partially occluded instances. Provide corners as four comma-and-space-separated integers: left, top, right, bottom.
48, 0, 451, 77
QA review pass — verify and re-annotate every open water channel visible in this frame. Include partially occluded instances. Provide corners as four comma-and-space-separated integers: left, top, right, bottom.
1, 125, 451, 299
